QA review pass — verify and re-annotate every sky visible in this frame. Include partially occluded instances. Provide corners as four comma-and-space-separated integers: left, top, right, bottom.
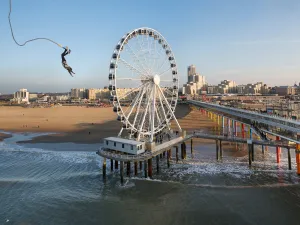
0, 0, 300, 94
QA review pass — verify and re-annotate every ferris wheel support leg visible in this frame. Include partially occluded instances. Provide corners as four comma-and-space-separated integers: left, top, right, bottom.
157, 85, 182, 132
118, 128, 124, 137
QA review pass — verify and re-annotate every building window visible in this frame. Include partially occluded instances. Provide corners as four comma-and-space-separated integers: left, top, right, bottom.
122, 144, 124, 148
106, 141, 108, 145
131, 145, 133, 150
114, 142, 116, 147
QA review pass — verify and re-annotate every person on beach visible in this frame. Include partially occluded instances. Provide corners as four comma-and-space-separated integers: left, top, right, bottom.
61, 47, 75, 77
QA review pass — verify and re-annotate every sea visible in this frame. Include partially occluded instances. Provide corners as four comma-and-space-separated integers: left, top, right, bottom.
1, 132, 300, 225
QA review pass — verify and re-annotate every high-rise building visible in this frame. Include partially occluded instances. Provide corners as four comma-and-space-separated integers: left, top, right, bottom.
184, 65, 206, 95
187, 65, 196, 76
71, 88, 87, 99
13, 88, 29, 104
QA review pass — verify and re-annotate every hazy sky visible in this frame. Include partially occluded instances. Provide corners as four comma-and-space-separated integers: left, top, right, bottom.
0, 0, 300, 94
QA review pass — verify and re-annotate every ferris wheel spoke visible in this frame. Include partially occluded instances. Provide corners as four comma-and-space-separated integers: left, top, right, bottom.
126, 42, 151, 77
116, 77, 148, 81
119, 58, 148, 78
158, 67, 172, 77
118, 83, 144, 101
137, 35, 152, 75
162, 87, 175, 97
155, 57, 169, 75
132, 83, 148, 130
137, 88, 152, 140
123, 85, 144, 116
157, 85, 181, 131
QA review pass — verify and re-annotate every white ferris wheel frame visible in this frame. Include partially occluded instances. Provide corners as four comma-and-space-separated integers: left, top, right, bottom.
108, 27, 182, 142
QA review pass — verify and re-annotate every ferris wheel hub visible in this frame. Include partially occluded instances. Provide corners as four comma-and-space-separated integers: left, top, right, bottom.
153, 75, 160, 85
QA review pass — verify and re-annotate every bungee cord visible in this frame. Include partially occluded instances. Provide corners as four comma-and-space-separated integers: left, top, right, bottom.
8, 0, 63, 48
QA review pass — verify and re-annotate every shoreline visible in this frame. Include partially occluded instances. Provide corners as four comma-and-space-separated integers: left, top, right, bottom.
0, 104, 220, 145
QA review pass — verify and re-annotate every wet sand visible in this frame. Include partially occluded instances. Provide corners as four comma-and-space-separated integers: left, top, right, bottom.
0, 133, 12, 141
0, 104, 218, 144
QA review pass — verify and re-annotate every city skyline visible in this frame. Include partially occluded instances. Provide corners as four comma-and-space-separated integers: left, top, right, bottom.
1, 0, 300, 93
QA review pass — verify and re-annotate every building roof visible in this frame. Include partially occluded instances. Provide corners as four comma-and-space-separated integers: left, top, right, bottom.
104, 137, 144, 145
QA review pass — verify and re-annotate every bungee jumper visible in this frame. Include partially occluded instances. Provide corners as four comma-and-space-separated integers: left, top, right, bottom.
8, 0, 75, 77
61, 47, 75, 77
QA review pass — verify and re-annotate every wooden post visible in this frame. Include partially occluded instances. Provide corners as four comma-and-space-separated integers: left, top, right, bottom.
148, 158, 152, 178
120, 161, 124, 185
156, 155, 160, 174
144, 160, 148, 178
163, 151, 166, 158
134, 162, 138, 176
110, 159, 113, 171
167, 150, 170, 168
102, 158, 106, 180
176, 146, 179, 163
287, 148, 291, 170
216, 140, 219, 161
261, 145, 265, 155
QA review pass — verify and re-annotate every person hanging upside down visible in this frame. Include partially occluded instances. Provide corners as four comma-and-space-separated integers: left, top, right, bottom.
61, 46, 75, 77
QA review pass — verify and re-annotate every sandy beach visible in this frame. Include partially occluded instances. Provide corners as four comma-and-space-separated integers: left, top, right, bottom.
0, 104, 219, 144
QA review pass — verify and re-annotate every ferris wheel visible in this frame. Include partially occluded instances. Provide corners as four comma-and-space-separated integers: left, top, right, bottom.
109, 27, 181, 142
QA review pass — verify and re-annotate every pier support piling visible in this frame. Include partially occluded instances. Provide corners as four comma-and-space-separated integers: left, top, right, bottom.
148, 158, 152, 178
175, 146, 179, 163
156, 155, 160, 174
126, 162, 131, 177
134, 162, 138, 176
115, 160, 118, 170
102, 158, 106, 180
110, 159, 113, 171
190, 138, 193, 155
219, 140, 223, 160
144, 160, 148, 178
276, 136, 281, 163
251, 144, 255, 162
139, 161, 142, 171
216, 140, 219, 161
248, 144, 252, 166
120, 161, 124, 185
167, 150, 171, 168
296, 134, 300, 175
287, 148, 291, 170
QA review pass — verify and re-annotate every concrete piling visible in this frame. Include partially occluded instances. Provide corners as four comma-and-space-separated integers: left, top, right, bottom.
287, 148, 291, 170
126, 161, 131, 177
115, 160, 118, 170
134, 162, 138, 176
167, 150, 171, 168
120, 161, 124, 185
102, 158, 106, 180
139, 161, 142, 170
216, 140, 219, 161
156, 155, 160, 174
219, 140, 223, 159
110, 159, 113, 171
276, 136, 281, 163
144, 160, 148, 178
148, 158, 153, 178
248, 144, 252, 166
175, 146, 179, 163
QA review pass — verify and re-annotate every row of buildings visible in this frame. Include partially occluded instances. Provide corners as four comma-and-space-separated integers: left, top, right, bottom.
182, 65, 300, 96
10, 87, 137, 104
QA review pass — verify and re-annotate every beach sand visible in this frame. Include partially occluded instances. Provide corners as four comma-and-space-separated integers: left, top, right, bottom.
0, 104, 219, 144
